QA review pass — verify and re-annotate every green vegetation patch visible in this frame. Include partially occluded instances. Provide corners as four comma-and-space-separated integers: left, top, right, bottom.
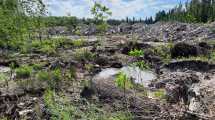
73, 48, 95, 61
128, 49, 144, 57
115, 72, 133, 89
15, 65, 33, 79
71, 38, 86, 47
44, 89, 133, 120
36, 69, 62, 89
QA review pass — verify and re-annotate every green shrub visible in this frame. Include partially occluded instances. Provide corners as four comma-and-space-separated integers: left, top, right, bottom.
115, 72, 133, 89
128, 49, 144, 57
30, 38, 67, 55
52, 69, 61, 82
8, 39, 24, 50
74, 48, 95, 61
72, 39, 86, 47
31, 40, 41, 49
31, 63, 43, 70
15, 65, 32, 79
39, 44, 56, 55
36, 69, 62, 89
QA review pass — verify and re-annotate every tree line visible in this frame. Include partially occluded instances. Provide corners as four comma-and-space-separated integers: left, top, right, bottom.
154, 0, 215, 23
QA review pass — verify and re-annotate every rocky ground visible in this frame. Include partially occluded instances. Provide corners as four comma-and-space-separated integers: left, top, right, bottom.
0, 22, 215, 120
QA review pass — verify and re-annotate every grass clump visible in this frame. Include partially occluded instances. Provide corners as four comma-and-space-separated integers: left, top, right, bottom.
74, 48, 95, 61
128, 49, 144, 57
115, 72, 133, 89
72, 39, 86, 47
36, 69, 62, 90
15, 65, 32, 79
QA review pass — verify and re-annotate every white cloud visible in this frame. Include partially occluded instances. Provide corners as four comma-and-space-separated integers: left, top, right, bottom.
44, 0, 182, 19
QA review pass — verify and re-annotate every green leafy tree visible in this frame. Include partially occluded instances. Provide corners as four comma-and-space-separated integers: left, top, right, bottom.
0, 0, 46, 54
91, 2, 112, 34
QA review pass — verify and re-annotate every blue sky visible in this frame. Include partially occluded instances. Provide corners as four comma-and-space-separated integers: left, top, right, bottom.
44, 0, 188, 19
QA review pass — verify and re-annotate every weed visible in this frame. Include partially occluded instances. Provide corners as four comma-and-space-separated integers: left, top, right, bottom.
74, 48, 95, 61
15, 65, 32, 79
128, 49, 144, 57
